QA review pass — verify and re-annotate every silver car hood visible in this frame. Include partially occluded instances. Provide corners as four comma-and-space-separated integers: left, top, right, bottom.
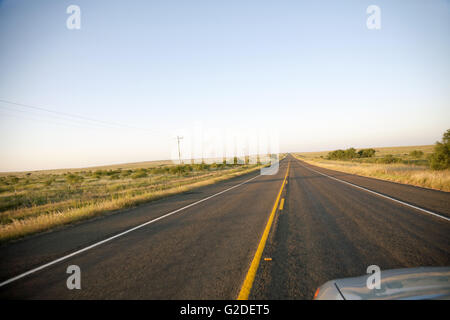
316, 266, 450, 300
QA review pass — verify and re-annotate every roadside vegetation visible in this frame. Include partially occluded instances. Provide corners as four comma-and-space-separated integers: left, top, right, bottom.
295, 129, 450, 192
429, 129, 450, 170
0, 161, 265, 243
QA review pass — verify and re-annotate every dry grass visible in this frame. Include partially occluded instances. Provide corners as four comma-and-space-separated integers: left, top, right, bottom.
0, 159, 174, 177
0, 163, 264, 243
293, 148, 450, 192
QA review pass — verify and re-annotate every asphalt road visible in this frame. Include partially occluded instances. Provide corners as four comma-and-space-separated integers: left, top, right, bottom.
0, 154, 449, 299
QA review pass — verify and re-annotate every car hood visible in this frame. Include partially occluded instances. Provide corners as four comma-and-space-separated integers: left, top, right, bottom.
334, 267, 450, 300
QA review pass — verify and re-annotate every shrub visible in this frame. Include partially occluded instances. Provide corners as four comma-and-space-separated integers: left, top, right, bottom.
345, 148, 357, 159
44, 178, 55, 186
192, 163, 210, 171
106, 170, 121, 176
327, 148, 376, 160
358, 148, 376, 158
168, 165, 194, 175
429, 129, 450, 170
131, 170, 148, 179
9, 176, 19, 184
66, 174, 83, 184
327, 149, 344, 160
409, 150, 424, 158
150, 167, 168, 174
377, 154, 401, 164
170, 165, 184, 175
214, 163, 226, 170
120, 169, 133, 177
327, 148, 357, 160
93, 170, 106, 179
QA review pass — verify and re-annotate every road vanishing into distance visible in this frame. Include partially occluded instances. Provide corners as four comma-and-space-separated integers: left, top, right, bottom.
0, 154, 449, 299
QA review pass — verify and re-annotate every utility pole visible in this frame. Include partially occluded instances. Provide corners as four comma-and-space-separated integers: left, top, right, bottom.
176, 136, 183, 165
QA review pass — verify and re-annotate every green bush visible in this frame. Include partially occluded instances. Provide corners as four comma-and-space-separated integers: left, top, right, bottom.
192, 163, 210, 171
429, 129, 450, 170
328, 147, 376, 160
106, 169, 121, 176
44, 178, 55, 186
120, 169, 133, 177
327, 149, 344, 160
346, 148, 357, 159
9, 176, 19, 184
93, 170, 106, 179
150, 167, 169, 174
357, 148, 376, 158
409, 150, 424, 158
327, 148, 357, 160
377, 154, 401, 164
170, 165, 184, 175
131, 170, 148, 179
66, 174, 83, 184
168, 164, 194, 175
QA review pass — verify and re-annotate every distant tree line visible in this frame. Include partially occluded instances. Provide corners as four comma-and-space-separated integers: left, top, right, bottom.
327, 148, 376, 160
324, 129, 449, 170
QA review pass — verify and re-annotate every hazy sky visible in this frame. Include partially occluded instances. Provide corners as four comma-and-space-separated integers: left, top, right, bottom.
1, 0, 449, 171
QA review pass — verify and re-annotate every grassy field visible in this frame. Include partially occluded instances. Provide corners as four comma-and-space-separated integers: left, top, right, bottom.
0, 161, 266, 243
0, 159, 174, 177
295, 145, 435, 160
294, 145, 450, 192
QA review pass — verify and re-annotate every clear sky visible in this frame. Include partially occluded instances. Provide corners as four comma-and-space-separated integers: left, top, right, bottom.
0, 0, 449, 171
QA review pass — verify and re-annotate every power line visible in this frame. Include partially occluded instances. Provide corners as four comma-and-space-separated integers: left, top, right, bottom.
0, 104, 119, 130
0, 110, 109, 130
0, 98, 170, 136
0, 99, 131, 128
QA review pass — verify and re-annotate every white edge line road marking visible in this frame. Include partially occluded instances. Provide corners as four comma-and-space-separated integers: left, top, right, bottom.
296, 159, 450, 223
0, 172, 265, 288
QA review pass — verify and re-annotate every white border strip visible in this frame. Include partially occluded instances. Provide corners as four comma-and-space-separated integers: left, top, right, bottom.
0, 173, 261, 288
296, 160, 450, 223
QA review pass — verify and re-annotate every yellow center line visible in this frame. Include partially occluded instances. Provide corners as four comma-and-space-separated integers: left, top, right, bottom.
237, 160, 290, 300
279, 198, 285, 211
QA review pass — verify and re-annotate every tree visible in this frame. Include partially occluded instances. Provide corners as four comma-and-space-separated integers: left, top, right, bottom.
327, 148, 359, 160
358, 148, 376, 158
345, 148, 357, 159
429, 129, 450, 170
